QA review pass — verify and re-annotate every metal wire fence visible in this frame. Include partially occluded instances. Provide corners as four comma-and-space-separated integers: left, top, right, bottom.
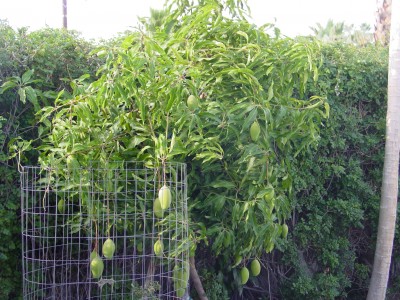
20, 161, 189, 299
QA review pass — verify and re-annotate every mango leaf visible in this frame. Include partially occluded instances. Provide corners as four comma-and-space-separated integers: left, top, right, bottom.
21, 69, 34, 84
236, 31, 249, 42
267, 81, 274, 101
18, 88, 26, 104
25, 86, 40, 110
210, 180, 236, 189
0, 80, 17, 94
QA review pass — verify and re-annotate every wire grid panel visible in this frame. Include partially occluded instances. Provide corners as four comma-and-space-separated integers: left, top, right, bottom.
20, 162, 189, 299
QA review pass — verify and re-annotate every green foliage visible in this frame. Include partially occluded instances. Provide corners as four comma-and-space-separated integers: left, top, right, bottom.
0, 166, 21, 300
0, 21, 99, 299
0, 21, 100, 88
34, 0, 326, 294
194, 269, 229, 300
0, 22, 101, 160
3, 3, 393, 299
278, 43, 390, 299
25, 28, 101, 90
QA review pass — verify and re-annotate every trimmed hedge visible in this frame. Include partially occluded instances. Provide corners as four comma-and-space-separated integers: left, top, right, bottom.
278, 44, 393, 299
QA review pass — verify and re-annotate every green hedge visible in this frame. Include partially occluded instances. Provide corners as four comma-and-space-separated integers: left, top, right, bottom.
0, 21, 100, 299
277, 43, 393, 299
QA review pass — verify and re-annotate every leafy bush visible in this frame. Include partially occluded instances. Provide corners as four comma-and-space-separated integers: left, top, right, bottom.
0, 21, 100, 299
276, 43, 391, 299
0, 164, 20, 299
194, 269, 229, 300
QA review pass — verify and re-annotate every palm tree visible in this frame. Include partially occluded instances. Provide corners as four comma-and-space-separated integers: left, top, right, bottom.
310, 20, 373, 45
142, 8, 169, 33
367, 1, 400, 299
310, 19, 346, 42
348, 23, 374, 46
375, 0, 392, 45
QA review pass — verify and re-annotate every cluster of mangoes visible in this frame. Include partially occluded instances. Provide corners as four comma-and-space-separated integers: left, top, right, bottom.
90, 238, 116, 278
239, 258, 261, 285
173, 261, 190, 297
153, 185, 172, 258
86, 183, 187, 297
153, 185, 172, 218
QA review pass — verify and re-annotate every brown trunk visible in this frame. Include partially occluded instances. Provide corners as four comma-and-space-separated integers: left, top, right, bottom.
189, 256, 208, 300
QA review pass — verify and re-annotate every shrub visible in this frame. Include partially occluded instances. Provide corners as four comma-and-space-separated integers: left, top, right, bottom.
0, 21, 100, 299
277, 43, 390, 299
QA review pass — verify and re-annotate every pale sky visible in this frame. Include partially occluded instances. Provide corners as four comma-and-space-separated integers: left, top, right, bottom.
0, 0, 377, 40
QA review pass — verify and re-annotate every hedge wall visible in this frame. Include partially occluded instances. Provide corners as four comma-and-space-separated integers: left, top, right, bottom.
278, 44, 395, 300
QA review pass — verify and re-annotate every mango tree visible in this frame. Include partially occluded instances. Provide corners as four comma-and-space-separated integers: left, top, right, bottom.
35, 0, 327, 296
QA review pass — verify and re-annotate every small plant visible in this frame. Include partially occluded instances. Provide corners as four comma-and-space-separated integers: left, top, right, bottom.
131, 281, 161, 299
194, 270, 229, 300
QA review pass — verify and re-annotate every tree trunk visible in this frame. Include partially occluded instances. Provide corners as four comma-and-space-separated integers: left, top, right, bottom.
189, 256, 208, 300
367, 1, 400, 299
375, 0, 392, 45
62, 0, 68, 29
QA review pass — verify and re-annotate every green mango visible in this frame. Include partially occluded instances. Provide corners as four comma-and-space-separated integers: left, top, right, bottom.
153, 197, 164, 218
154, 240, 164, 257
158, 185, 171, 210
57, 199, 65, 213
250, 121, 260, 142
102, 238, 115, 259
90, 256, 104, 279
250, 259, 261, 276
240, 267, 249, 285
187, 95, 199, 110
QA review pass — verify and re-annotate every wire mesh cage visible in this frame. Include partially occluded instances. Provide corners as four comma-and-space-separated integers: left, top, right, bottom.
20, 161, 189, 299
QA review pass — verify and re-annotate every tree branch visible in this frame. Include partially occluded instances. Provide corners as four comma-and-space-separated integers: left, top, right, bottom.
189, 256, 208, 300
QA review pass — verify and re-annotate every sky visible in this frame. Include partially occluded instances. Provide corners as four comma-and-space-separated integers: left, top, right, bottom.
0, 0, 378, 40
